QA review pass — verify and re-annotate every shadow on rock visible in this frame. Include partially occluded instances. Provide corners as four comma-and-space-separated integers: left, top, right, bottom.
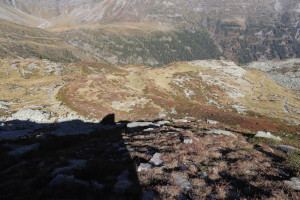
0, 114, 142, 200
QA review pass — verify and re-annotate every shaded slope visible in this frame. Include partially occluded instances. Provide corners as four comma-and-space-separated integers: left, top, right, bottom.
0, 19, 94, 63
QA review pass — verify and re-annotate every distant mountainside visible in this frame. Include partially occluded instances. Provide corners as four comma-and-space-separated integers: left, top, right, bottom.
0, 0, 299, 65
0, 19, 95, 62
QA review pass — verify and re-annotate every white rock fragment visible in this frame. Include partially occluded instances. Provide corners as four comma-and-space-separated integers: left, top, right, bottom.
183, 137, 193, 144
255, 131, 282, 141
171, 108, 178, 115
138, 163, 152, 172
127, 122, 159, 129
285, 177, 300, 191
205, 129, 237, 138
143, 128, 154, 133
173, 119, 190, 123
207, 119, 218, 124
156, 120, 170, 126
173, 174, 192, 189
149, 153, 163, 166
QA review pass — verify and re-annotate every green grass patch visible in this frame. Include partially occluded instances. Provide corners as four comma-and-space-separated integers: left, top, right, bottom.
281, 134, 300, 148
286, 150, 300, 175
248, 137, 281, 145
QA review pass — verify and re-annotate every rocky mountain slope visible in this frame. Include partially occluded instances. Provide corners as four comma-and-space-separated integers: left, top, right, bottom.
0, 0, 299, 66
0, 58, 299, 199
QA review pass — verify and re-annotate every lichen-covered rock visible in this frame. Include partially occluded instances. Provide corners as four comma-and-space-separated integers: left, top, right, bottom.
183, 137, 193, 144
138, 163, 152, 172
285, 177, 300, 191
173, 174, 192, 189
205, 129, 237, 138
149, 153, 163, 166
207, 119, 218, 124
127, 122, 159, 129
255, 131, 282, 141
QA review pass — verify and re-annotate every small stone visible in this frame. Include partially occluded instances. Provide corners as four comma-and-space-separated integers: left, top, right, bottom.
138, 163, 152, 172
207, 119, 218, 124
255, 131, 282, 141
212, 168, 219, 175
127, 122, 159, 129
156, 120, 170, 126
285, 177, 300, 191
183, 137, 193, 144
143, 128, 154, 132
205, 129, 237, 138
173, 174, 192, 189
173, 119, 190, 123
149, 153, 163, 166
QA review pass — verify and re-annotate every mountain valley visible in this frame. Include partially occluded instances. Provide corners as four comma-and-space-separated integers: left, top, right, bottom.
0, 1, 299, 199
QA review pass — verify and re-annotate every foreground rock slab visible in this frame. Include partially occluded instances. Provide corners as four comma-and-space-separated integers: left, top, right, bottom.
173, 174, 192, 189
127, 122, 159, 129
138, 163, 152, 172
254, 131, 282, 141
205, 129, 237, 138
149, 153, 163, 166
285, 177, 300, 191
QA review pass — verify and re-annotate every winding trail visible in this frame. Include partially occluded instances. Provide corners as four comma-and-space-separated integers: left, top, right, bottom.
283, 98, 300, 119
251, 78, 264, 100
